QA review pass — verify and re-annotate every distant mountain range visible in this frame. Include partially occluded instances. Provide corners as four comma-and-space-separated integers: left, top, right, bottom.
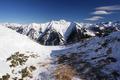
1, 20, 120, 45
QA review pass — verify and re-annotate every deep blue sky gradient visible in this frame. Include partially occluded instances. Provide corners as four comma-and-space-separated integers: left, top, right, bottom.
0, 0, 119, 23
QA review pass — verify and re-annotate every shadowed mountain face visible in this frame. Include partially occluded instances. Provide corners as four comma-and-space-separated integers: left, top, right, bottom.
37, 28, 64, 45
2, 20, 120, 45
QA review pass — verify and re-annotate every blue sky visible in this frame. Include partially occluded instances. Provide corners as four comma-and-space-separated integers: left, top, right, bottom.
0, 0, 119, 23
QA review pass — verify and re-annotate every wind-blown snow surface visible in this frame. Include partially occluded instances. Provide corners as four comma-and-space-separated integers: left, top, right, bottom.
0, 26, 63, 79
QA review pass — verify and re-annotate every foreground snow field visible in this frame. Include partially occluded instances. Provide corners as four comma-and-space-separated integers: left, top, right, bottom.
0, 26, 63, 79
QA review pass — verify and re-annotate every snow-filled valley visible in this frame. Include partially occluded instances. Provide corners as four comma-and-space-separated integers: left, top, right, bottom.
0, 20, 120, 80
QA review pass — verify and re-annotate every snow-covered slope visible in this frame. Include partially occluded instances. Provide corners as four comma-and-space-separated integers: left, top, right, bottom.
51, 31, 120, 80
0, 26, 48, 60
0, 26, 62, 79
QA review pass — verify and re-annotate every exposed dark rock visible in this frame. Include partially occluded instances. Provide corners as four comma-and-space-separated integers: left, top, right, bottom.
37, 28, 64, 45
16, 27, 23, 34
26, 28, 37, 39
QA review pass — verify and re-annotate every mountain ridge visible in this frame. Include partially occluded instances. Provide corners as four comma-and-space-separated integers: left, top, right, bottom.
1, 20, 120, 45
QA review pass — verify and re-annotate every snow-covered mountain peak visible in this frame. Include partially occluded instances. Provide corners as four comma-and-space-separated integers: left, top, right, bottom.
50, 19, 69, 24
27, 23, 41, 31
48, 20, 71, 34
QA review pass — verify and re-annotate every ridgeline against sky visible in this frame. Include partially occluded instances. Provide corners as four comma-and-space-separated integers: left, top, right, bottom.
0, 0, 119, 23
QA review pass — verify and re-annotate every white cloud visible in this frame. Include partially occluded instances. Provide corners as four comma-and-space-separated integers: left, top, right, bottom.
96, 5, 120, 11
92, 10, 112, 15
85, 16, 104, 21
84, 5, 120, 21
